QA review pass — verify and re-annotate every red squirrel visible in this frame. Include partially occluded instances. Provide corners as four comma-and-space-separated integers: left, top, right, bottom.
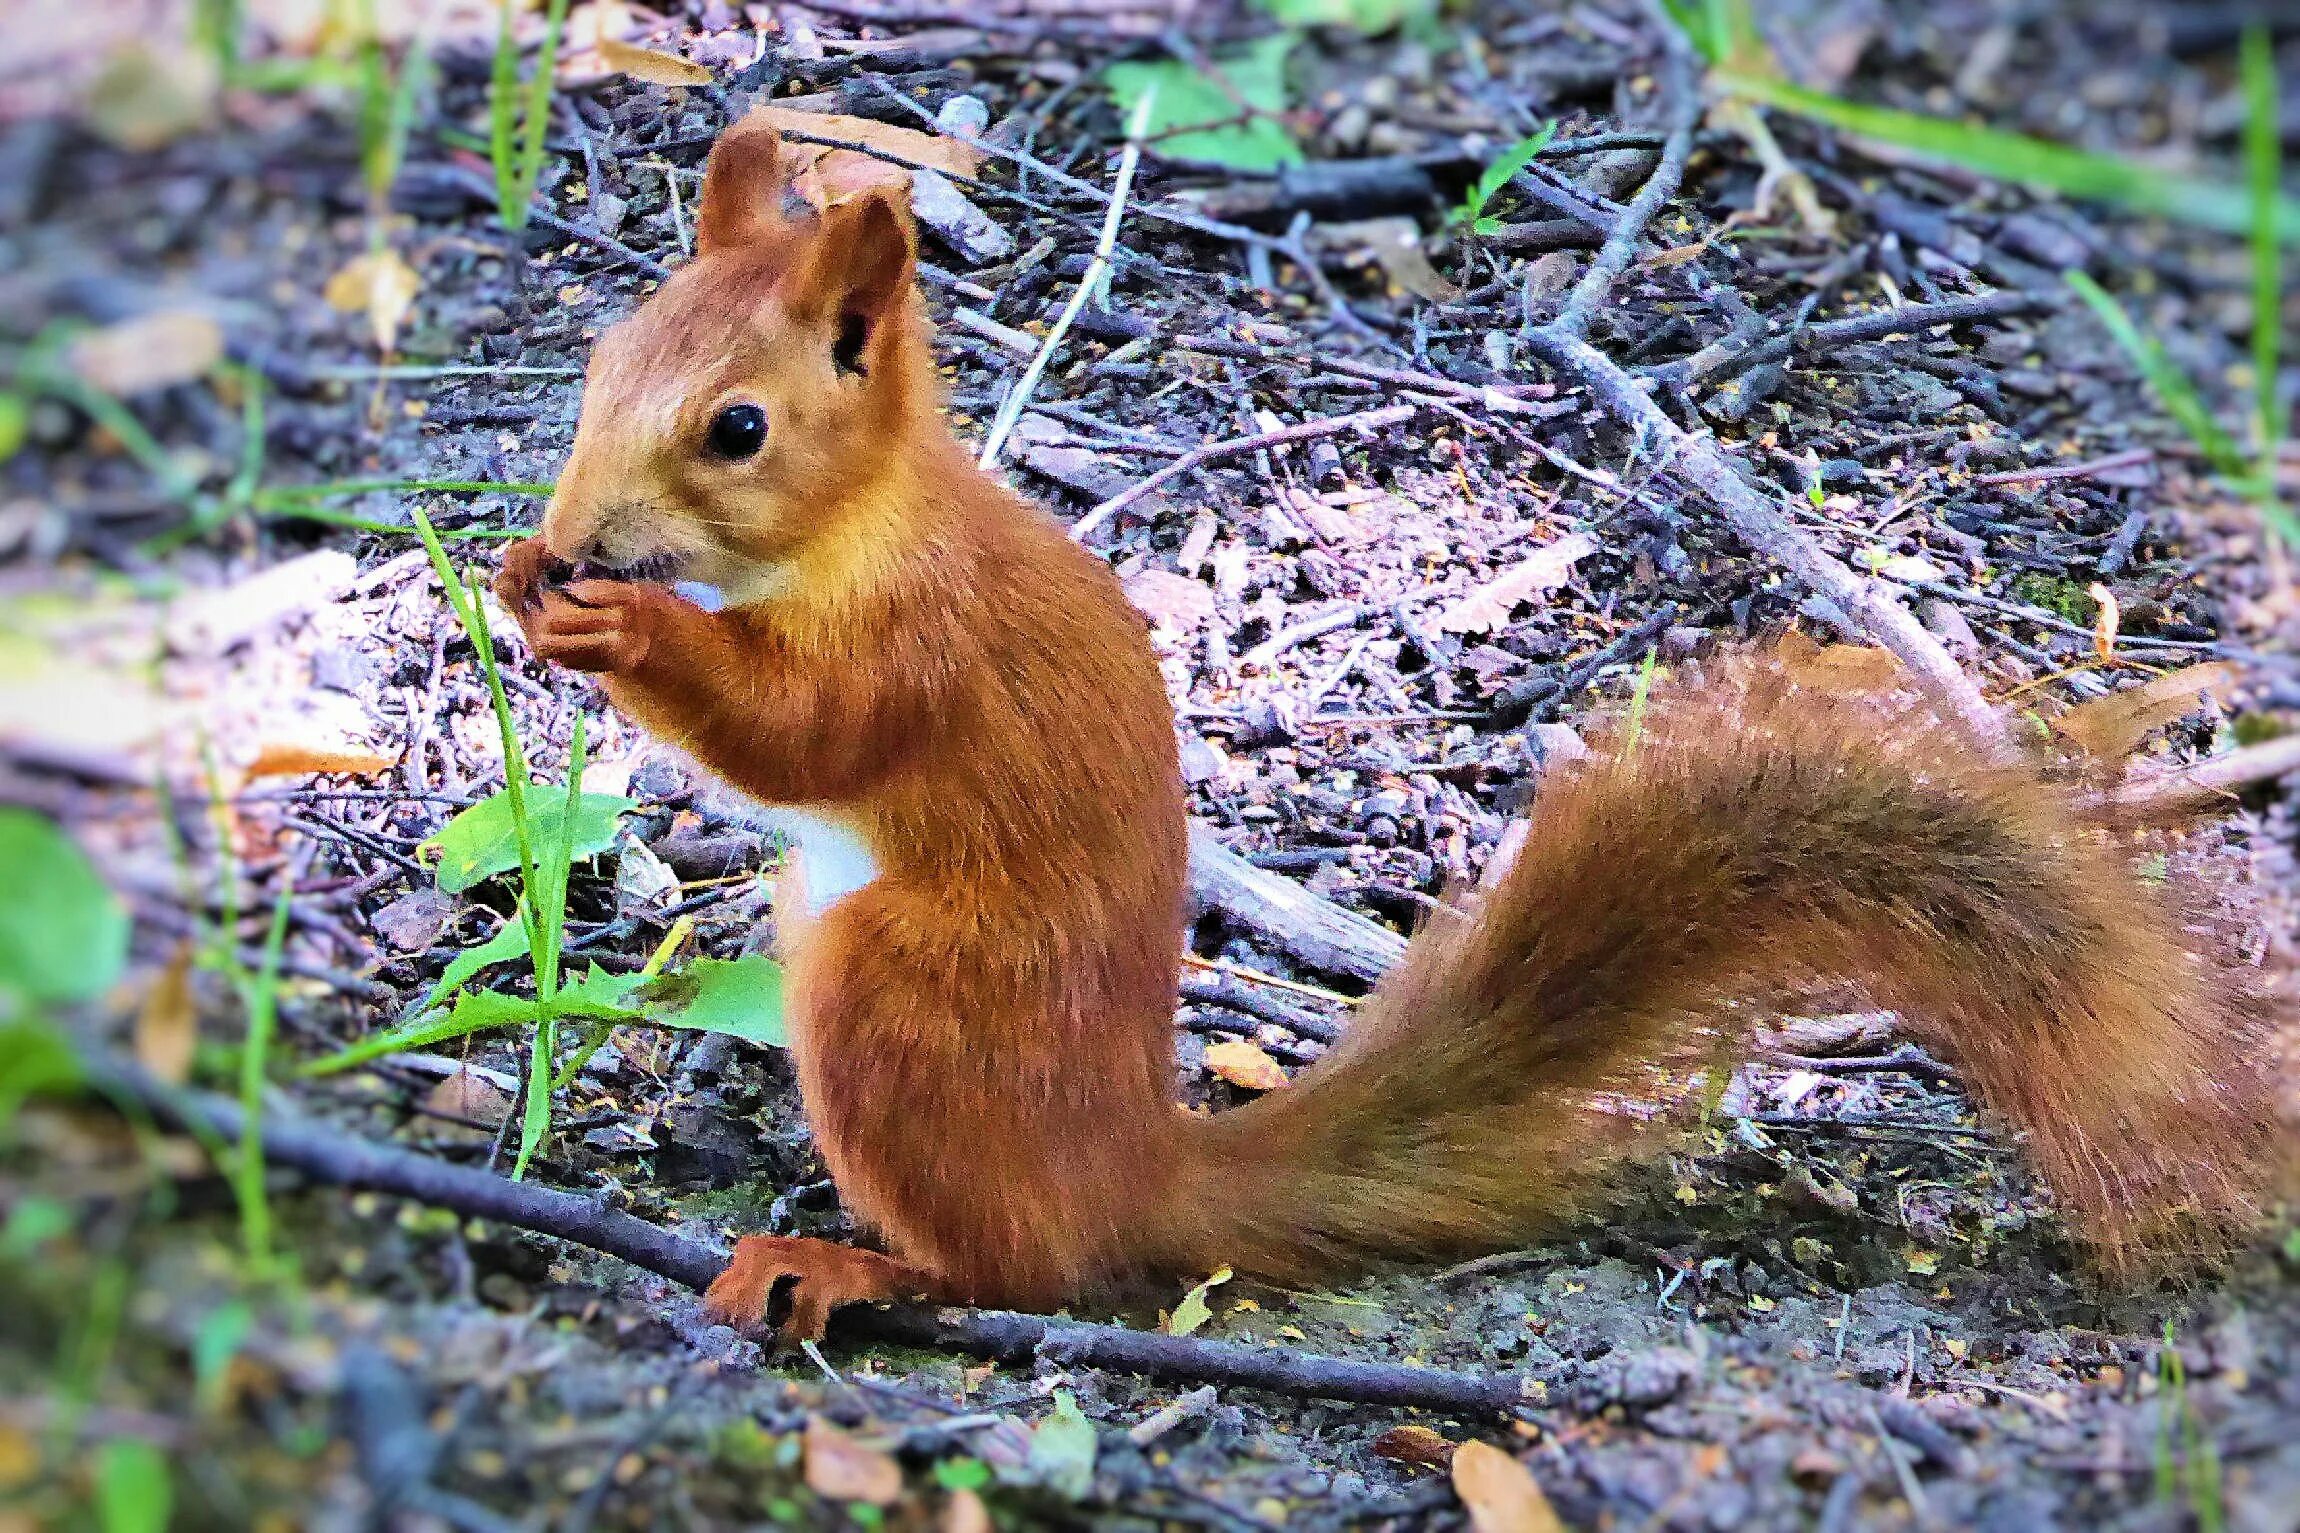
496, 114, 2283, 1342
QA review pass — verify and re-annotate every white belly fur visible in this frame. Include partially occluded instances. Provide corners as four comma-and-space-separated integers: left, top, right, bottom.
741, 803, 882, 917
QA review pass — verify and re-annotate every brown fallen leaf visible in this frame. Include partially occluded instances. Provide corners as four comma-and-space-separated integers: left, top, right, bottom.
83, 42, 218, 150
940, 1489, 991, 1533
2088, 580, 2121, 660
1203, 1039, 1289, 1093
1124, 570, 1216, 636
133, 945, 197, 1086
1775, 630, 1904, 695
2055, 661, 2238, 762
1451, 1440, 1564, 1533
1372, 1424, 1455, 1471
742, 104, 981, 209
1318, 217, 1461, 303
1437, 533, 1597, 635
804, 1416, 903, 1506
598, 36, 712, 86
422, 1070, 511, 1141
68, 312, 225, 397
242, 743, 400, 780
324, 247, 421, 353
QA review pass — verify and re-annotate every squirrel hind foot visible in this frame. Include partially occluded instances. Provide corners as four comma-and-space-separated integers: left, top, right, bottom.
701, 1234, 930, 1345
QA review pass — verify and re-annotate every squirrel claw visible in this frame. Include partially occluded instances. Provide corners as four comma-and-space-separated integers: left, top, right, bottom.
701, 1235, 928, 1346
495, 536, 570, 616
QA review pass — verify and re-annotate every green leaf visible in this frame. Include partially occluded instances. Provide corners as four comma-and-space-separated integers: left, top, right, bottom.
1455, 122, 1559, 227
192, 1300, 254, 1414
0, 808, 129, 1010
94, 1439, 172, 1533
1105, 34, 1299, 172
422, 788, 635, 894
0, 1017, 81, 1124
627, 955, 786, 1046
1, 1194, 73, 1260
1256, 0, 1431, 31
1716, 70, 2300, 244
2064, 271, 2246, 477
1026, 1389, 1098, 1501
0, 391, 26, 463
414, 912, 533, 1016
1167, 1264, 1233, 1336
933, 1458, 992, 1493
299, 987, 545, 1076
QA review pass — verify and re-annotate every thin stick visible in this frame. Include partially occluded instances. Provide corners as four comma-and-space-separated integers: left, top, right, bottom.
1071, 404, 1419, 542
1976, 447, 2156, 486
84, 1057, 1537, 1417
979, 86, 1157, 469
1545, 44, 1701, 341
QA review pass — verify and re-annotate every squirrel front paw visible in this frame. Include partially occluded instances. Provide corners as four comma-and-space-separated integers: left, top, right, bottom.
495, 536, 569, 617
521, 577, 676, 676
702, 1235, 928, 1346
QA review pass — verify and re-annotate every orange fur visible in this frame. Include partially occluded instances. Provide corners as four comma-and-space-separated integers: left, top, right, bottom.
498, 114, 2285, 1340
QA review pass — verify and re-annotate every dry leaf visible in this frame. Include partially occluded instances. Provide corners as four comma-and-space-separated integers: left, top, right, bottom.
1372, 1424, 1455, 1470
742, 104, 982, 208
1775, 631, 1904, 695
2088, 581, 2121, 659
422, 1069, 511, 1137
2055, 662, 2238, 762
324, 248, 422, 353
803, 1416, 902, 1506
1203, 1040, 1289, 1092
1124, 570, 1216, 636
243, 743, 400, 779
1319, 217, 1461, 303
133, 945, 197, 1086
1451, 1441, 1564, 1533
598, 36, 712, 86
1437, 533, 1597, 635
83, 43, 218, 150
68, 312, 225, 397
941, 1489, 991, 1533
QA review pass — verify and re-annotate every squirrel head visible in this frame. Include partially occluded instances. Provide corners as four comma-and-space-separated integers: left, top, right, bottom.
541, 118, 935, 602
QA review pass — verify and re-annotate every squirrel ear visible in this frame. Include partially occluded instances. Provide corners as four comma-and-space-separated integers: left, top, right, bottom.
696, 118, 791, 254
791, 186, 917, 336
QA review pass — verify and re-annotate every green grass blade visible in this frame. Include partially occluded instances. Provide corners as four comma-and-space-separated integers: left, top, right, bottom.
1459, 122, 1558, 225
255, 504, 523, 540
235, 876, 293, 1277
2064, 271, 2246, 476
225, 364, 266, 509
1717, 71, 2300, 244
255, 479, 554, 500
2242, 20, 2284, 535
513, 712, 586, 1180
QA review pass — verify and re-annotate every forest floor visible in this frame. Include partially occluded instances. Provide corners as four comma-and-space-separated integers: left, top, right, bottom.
4, 1, 2300, 1528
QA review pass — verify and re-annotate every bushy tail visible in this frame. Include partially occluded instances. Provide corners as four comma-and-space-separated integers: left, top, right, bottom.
1165, 659, 2286, 1284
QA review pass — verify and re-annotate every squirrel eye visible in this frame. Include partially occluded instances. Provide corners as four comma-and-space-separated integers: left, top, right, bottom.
706, 403, 767, 460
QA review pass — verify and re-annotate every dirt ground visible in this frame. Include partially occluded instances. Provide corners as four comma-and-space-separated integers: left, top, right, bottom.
4, 1, 2300, 1528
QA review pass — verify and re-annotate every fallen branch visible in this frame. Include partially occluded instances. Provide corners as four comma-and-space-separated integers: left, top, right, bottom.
2112, 734, 2300, 820
1522, 329, 2008, 751
1185, 823, 1407, 983
1703, 291, 2056, 387
84, 1057, 1533, 1415
1545, 44, 1702, 341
